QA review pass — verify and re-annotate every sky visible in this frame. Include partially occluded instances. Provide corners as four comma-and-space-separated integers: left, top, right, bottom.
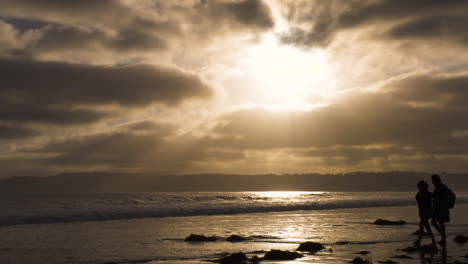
2, 0, 468, 177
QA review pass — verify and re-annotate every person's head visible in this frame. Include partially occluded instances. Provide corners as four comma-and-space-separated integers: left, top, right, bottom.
417, 180, 429, 192
432, 174, 442, 186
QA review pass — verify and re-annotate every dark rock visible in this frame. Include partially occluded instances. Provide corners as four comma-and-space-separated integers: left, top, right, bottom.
378, 260, 399, 264
374, 219, 406, 225
251, 250, 266, 254
355, 250, 371, 255
297, 241, 325, 252
350, 256, 366, 264
216, 252, 249, 264
263, 250, 303, 260
336, 241, 350, 245
328, 248, 333, 252
454, 235, 468, 244
391, 255, 414, 259
227, 235, 249, 242
185, 234, 217, 242
402, 245, 437, 254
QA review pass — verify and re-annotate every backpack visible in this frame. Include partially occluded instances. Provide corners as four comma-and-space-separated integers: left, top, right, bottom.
448, 188, 456, 209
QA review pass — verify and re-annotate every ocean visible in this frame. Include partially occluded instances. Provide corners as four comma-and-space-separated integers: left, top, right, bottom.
1, 192, 468, 264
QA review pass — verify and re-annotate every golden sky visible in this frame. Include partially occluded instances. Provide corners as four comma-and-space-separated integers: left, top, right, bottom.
2, 0, 468, 177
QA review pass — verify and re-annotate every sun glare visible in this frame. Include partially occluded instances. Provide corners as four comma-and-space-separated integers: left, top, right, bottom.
235, 34, 336, 110
255, 191, 322, 198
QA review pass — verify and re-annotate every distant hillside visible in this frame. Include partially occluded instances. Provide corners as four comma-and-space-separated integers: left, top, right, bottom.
1, 171, 468, 193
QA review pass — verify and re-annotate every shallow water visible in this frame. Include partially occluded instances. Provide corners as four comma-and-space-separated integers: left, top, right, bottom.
0, 193, 467, 264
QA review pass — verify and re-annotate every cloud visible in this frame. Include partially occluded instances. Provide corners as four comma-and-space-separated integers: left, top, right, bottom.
125, 120, 173, 132
279, 0, 468, 47
204, 72, 468, 168
0, 124, 38, 139
0, 104, 108, 126
40, 132, 166, 167
0, 20, 20, 47
34, 122, 244, 174
197, 0, 274, 30
3, 0, 468, 177
382, 73, 468, 109
27, 24, 167, 54
0, 58, 212, 125
0, 0, 131, 27
5, 72, 468, 175
0, 0, 274, 59
0, 20, 172, 59
0, 0, 275, 176
385, 15, 468, 46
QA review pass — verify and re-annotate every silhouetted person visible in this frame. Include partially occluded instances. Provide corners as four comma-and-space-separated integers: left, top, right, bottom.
431, 174, 450, 247
415, 180, 436, 246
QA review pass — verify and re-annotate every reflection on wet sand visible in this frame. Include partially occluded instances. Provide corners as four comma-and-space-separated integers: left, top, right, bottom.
419, 247, 448, 264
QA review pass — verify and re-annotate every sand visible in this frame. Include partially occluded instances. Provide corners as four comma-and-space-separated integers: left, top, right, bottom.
1, 203, 467, 264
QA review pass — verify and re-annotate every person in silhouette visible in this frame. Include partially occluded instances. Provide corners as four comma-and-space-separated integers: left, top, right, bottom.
415, 180, 437, 246
431, 174, 450, 247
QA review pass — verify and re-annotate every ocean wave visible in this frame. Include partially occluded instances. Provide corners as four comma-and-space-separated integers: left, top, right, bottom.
1, 192, 467, 226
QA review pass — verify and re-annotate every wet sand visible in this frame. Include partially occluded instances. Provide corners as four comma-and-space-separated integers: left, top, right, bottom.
1, 203, 467, 264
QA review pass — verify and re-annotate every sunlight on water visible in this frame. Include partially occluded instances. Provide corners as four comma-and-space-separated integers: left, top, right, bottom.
253, 191, 323, 198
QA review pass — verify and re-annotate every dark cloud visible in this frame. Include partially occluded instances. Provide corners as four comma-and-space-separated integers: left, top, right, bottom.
0, 124, 38, 139
280, 0, 468, 47
0, 1, 174, 57
0, 58, 212, 125
385, 15, 468, 46
0, 0, 274, 58
0, 0, 275, 31
5, 72, 468, 174
36, 128, 244, 173
0, 17, 48, 31
336, 0, 468, 27
199, 0, 274, 30
0, 103, 108, 126
29, 24, 105, 52
4, 0, 468, 176
0, 156, 50, 177
279, 0, 346, 46
382, 74, 468, 109
0, 0, 277, 177
208, 73, 468, 162
28, 24, 168, 54
0, 0, 130, 27
293, 145, 414, 163
40, 132, 165, 167
111, 28, 167, 51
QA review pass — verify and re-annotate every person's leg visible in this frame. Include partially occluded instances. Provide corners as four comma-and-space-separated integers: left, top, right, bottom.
415, 219, 424, 245
431, 218, 442, 235
423, 220, 436, 245
439, 222, 446, 241
433, 220, 447, 247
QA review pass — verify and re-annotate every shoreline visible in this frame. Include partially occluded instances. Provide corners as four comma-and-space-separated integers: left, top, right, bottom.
1, 203, 467, 264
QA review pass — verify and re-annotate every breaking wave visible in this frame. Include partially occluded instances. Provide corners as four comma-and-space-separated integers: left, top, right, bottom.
1, 192, 467, 226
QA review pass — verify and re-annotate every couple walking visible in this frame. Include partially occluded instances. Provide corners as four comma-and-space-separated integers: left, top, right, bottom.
415, 174, 455, 247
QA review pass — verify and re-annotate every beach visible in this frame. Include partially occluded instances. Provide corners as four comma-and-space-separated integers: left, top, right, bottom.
0, 192, 467, 264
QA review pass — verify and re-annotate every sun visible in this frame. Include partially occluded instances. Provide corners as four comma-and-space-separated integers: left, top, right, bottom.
232, 34, 337, 110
